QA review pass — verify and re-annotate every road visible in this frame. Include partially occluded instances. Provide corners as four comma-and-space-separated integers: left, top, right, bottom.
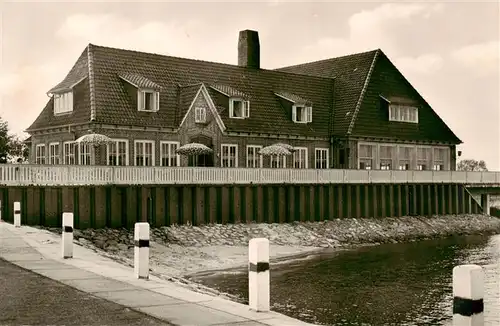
0, 258, 173, 325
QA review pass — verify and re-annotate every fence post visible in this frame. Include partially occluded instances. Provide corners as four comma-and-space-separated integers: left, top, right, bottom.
134, 222, 150, 279
13, 202, 21, 227
62, 212, 74, 259
249, 238, 270, 312
453, 264, 484, 326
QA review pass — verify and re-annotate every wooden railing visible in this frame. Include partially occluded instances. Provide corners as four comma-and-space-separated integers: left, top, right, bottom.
1, 165, 500, 186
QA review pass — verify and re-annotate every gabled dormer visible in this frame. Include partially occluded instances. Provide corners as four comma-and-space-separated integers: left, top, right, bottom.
210, 85, 250, 119
48, 75, 87, 116
119, 73, 162, 112
275, 91, 312, 124
380, 95, 419, 124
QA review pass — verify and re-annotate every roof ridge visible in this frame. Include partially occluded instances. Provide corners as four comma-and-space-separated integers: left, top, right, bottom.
275, 48, 380, 70
347, 49, 380, 135
89, 43, 335, 82
87, 44, 97, 121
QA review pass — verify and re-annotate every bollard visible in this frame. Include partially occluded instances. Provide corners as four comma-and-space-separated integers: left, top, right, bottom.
13, 202, 21, 227
62, 213, 74, 259
0, 200, 2, 221
134, 222, 150, 279
248, 238, 270, 312
453, 264, 484, 326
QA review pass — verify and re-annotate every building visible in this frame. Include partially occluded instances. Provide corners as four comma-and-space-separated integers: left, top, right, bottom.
26, 30, 461, 171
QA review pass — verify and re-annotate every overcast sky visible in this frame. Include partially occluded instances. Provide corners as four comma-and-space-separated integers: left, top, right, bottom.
1, 1, 499, 169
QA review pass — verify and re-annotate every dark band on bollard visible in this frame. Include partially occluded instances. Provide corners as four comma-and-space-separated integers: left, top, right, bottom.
453, 297, 484, 316
249, 262, 270, 273
134, 239, 150, 248
63, 226, 73, 233
14, 210, 21, 215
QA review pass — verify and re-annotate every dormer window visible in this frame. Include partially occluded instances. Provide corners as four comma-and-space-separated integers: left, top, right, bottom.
389, 104, 418, 123
292, 105, 312, 123
138, 89, 159, 112
195, 107, 206, 123
53, 92, 73, 115
229, 98, 250, 119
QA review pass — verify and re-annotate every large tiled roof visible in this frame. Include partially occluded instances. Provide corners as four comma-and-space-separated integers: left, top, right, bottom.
275, 49, 378, 137
54, 44, 335, 137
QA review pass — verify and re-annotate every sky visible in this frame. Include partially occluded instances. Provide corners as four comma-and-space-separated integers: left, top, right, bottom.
0, 1, 499, 169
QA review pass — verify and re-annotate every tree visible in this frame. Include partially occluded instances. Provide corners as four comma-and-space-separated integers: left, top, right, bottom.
457, 159, 488, 172
0, 117, 30, 163
0, 118, 13, 164
8, 136, 29, 163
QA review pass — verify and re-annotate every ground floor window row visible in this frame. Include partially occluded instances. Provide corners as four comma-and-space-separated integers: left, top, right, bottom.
358, 142, 451, 171
33, 140, 331, 168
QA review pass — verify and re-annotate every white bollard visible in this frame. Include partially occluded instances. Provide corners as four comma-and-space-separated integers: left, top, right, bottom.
249, 238, 270, 312
62, 213, 74, 259
134, 222, 150, 279
13, 202, 21, 227
452, 264, 484, 326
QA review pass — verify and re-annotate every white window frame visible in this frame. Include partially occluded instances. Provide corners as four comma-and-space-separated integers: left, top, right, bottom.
194, 107, 207, 123
53, 92, 74, 115
433, 147, 449, 171
315, 148, 329, 169
160, 141, 180, 167
229, 98, 250, 119
270, 155, 286, 168
417, 146, 432, 171
397, 145, 415, 170
63, 141, 76, 165
379, 145, 395, 170
107, 139, 129, 166
293, 147, 308, 169
48, 142, 60, 165
221, 144, 238, 167
137, 89, 160, 112
35, 144, 46, 165
78, 143, 92, 165
389, 104, 419, 123
358, 143, 375, 169
134, 140, 155, 166
292, 105, 312, 123
246, 145, 263, 168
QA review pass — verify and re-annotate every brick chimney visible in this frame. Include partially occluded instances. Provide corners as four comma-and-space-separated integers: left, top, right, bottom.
238, 30, 260, 69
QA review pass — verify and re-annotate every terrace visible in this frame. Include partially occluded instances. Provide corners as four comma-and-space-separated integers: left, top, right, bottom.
1, 165, 500, 187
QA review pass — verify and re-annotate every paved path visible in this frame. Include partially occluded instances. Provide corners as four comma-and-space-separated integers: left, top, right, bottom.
0, 258, 172, 325
0, 222, 315, 326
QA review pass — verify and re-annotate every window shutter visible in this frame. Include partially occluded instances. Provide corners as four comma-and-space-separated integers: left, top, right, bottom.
137, 91, 143, 110
292, 106, 297, 122
155, 92, 160, 111
244, 101, 250, 117
307, 107, 312, 122
69, 92, 73, 111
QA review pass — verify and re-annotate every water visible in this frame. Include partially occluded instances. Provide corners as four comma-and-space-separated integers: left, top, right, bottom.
188, 235, 500, 325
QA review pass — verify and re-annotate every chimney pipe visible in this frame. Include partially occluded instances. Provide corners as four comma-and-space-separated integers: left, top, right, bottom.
238, 30, 260, 69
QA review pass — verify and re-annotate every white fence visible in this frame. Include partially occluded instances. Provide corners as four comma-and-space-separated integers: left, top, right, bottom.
1, 165, 500, 186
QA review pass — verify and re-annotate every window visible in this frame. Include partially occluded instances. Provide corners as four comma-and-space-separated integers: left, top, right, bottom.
358, 144, 375, 169
107, 139, 128, 166
195, 107, 206, 123
246, 145, 263, 168
221, 144, 238, 167
389, 104, 418, 123
229, 99, 250, 118
48, 142, 60, 165
135, 140, 155, 166
138, 90, 159, 112
417, 147, 431, 170
35, 144, 46, 165
78, 143, 91, 165
63, 141, 76, 165
160, 141, 180, 167
315, 148, 328, 169
292, 105, 312, 123
433, 147, 448, 171
53, 92, 73, 115
379, 145, 395, 170
293, 147, 308, 169
398, 146, 414, 170
270, 155, 286, 168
